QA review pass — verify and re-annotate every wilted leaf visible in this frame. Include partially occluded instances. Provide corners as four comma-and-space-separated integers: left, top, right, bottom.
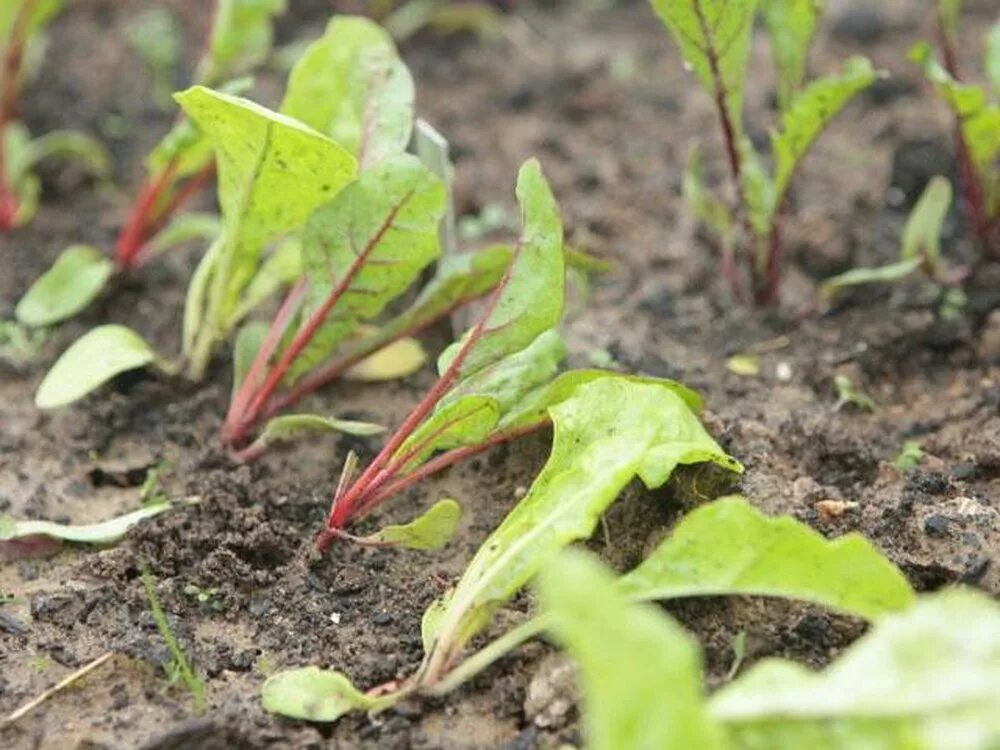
256, 413, 385, 449
261, 666, 380, 722
344, 337, 426, 382
16, 245, 113, 327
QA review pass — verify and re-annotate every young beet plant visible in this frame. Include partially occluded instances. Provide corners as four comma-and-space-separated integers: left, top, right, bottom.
653, 0, 879, 305
0, 0, 108, 231
14, 0, 285, 331
911, 4, 1000, 258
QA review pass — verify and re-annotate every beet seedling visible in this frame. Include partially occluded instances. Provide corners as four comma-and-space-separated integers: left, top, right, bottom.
1, 0, 108, 231
911, 5, 1000, 259
651, 0, 879, 306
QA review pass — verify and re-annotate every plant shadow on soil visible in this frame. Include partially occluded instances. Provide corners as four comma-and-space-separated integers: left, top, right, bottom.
1, 0, 998, 748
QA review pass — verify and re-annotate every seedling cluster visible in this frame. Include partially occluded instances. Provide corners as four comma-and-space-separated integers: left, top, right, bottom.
5, 0, 1000, 746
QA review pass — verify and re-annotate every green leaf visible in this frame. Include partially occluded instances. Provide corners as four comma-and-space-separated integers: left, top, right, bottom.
0, 502, 171, 546
649, 0, 756, 134
760, 0, 825, 111
255, 413, 385, 449
394, 396, 501, 473
438, 159, 564, 379
232, 321, 268, 398
35, 325, 158, 409
712, 589, 1000, 749
684, 145, 733, 240
200, 0, 287, 86
772, 56, 878, 206
419, 377, 740, 678
232, 236, 302, 323
126, 7, 181, 107
16, 129, 110, 180
900, 176, 952, 265
261, 666, 378, 722
145, 212, 222, 258
987, 23, 1000, 98
176, 86, 357, 368
288, 153, 444, 381
16, 245, 113, 327
820, 258, 922, 299
539, 549, 725, 750
357, 498, 462, 550
618, 496, 915, 621
911, 42, 1000, 217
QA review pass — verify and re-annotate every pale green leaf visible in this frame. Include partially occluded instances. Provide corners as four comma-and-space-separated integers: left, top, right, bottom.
126, 7, 181, 106
343, 337, 426, 382
232, 236, 302, 323
760, 0, 825, 111
357, 498, 462, 550
987, 23, 1000, 98
17, 129, 110, 180
35, 325, 157, 409
145, 212, 221, 258
420, 377, 740, 675
200, 0, 286, 86
16, 245, 113, 327
772, 56, 877, 206
261, 666, 377, 722
649, 0, 757, 133
0, 0, 61, 47
0, 502, 171, 545
713, 589, 1000, 750
288, 153, 444, 381
619, 496, 915, 621
820, 258, 922, 299
684, 145, 733, 240
437, 159, 564, 379
232, 321, 268, 398
256, 414, 385, 449
539, 550, 725, 750
900, 176, 952, 265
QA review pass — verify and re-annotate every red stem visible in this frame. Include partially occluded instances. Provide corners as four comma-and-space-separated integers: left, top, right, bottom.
223, 190, 414, 449
0, 0, 38, 229
316, 243, 522, 550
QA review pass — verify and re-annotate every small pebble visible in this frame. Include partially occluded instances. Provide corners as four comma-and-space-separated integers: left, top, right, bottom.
923, 514, 950, 536
372, 612, 393, 626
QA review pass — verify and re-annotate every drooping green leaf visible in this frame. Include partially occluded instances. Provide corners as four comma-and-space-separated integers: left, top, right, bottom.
772, 56, 878, 206
539, 549, 725, 750
0, 502, 171, 559
254, 414, 385, 450
419, 377, 741, 678
911, 42, 1000, 217
16, 245, 113, 327
760, 0, 825, 111
649, 0, 757, 133
35, 325, 159, 409
900, 175, 952, 264
199, 0, 287, 86
619, 496, 915, 621
357, 498, 462, 550
262, 666, 387, 722
820, 258, 922, 299
176, 86, 357, 369
713, 589, 1000, 749
437, 159, 564, 379
287, 153, 444, 381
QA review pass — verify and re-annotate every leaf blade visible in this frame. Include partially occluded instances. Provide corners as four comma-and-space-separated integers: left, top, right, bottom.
16, 245, 113, 327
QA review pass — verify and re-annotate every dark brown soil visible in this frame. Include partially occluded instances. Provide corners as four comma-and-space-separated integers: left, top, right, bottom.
2, 0, 998, 748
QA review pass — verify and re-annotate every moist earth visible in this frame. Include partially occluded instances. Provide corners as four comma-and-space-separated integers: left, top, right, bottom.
1, 0, 998, 748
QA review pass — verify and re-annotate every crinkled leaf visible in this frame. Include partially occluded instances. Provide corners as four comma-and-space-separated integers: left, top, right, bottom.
288, 153, 444, 381
256, 414, 385, 450
343, 337, 426, 382
619, 496, 914, 621
772, 56, 878, 206
16, 245, 113, 327
200, 0, 286, 86
901, 175, 952, 264
713, 589, 1000, 749
36, 325, 158, 409
911, 42, 1000, 217
684, 145, 733, 240
820, 258, 922, 299
760, 0, 825, 111
421, 377, 740, 672
437, 159, 564, 379
357, 498, 462, 550
175, 86, 356, 331
649, 0, 756, 133
281, 16, 412, 168
539, 550, 725, 750
261, 666, 378, 722
0, 502, 171, 546
394, 396, 500, 473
